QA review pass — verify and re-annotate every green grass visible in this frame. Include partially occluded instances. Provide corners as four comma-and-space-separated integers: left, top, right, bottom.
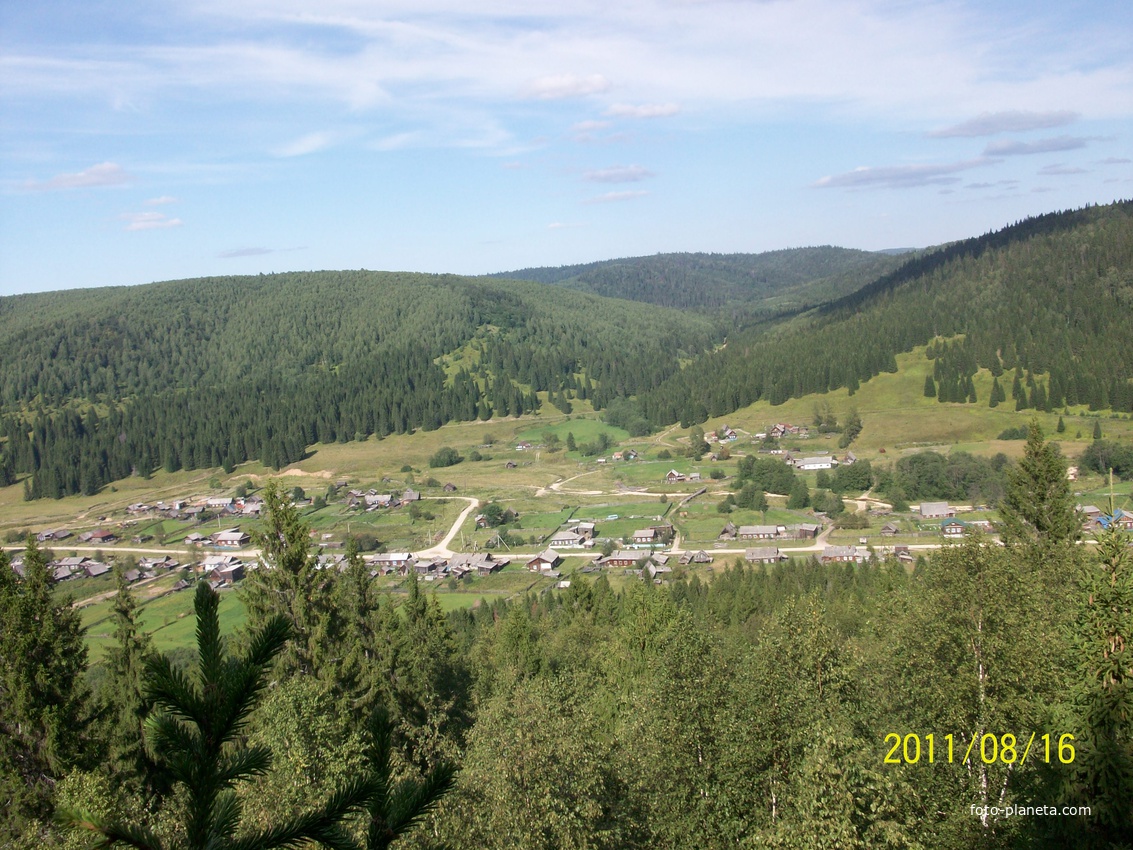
514, 418, 630, 446
82, 581, 246, 660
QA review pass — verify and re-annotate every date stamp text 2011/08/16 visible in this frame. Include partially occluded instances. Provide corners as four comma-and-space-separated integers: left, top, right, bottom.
883, 732, 1075, 766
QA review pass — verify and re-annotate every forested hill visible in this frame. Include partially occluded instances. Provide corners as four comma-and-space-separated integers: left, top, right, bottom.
491, 247, 905, 312
639, 200, 1133, 427
0, 272, 716, 498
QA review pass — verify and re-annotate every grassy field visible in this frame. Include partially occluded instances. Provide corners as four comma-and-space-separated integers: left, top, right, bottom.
694, 346, 1133, 460
6, 339, 1133, 645
513, 418, 630, 447
81, 577, 247, 661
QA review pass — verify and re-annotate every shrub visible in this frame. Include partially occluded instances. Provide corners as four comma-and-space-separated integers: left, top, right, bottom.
429, 447, 464, 468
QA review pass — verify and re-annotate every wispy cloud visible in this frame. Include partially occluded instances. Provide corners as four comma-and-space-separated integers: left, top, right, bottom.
584, 189, 649, 203
121, 211, 182, 231
604, 102, 680, 119
218, 247, 275, 258
1097, 157, 1131, 165
584, 164, 654, 183
1038, 163, 1088, 175
572, 120, 612, 133
144, 195, 178, 205
217, 245, 307, 258
964, 179, 1019, 190
982, 135, 1093, 156
929, 110, 1079, 138
523, 73, 611, 100
276, 131, 335, 157
23, 162, 132, 191
373, 131, 423, 151
813, 159, 990, 190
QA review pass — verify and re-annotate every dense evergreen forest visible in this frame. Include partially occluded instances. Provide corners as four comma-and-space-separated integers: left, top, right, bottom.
2, 202, 1132, 499
638, 202, 1133, 427
492, 247, 905, 312
0, 274, 715, 497
3, 429, 1130, 848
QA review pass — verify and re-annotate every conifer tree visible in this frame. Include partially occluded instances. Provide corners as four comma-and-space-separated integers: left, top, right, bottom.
242, 480, 342, 678
0, 540, 90, 840
358, 708, 457, 850
1060, 522, 1133, 843
998, 420, 1080, 547
101, 564, 156, 790
60, 582, 373, 850
923, 375, 936, 398
334, 539, 399, 724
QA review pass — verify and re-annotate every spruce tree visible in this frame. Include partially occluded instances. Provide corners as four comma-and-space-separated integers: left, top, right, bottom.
0, 540, 91, 840
1060, 522, 1133, 843
60, 582, 374, 850
1093, 419, 1103, 440
998, 420, 1080, 547
923, 375, 936, 398
243, 480, 343, 678
101, 564, 155, 790
358, 708, 457, 850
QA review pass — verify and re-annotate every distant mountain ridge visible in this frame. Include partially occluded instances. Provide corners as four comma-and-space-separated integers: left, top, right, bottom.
490, 247, 906, 312
639, 200, 1133, 426
0, 272, 717, 498
1, 201, 1129, 499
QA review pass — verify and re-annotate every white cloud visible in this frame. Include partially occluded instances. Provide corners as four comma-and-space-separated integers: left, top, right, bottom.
584, 164, 654, 183
813, 159, 991, 190
6, 2, 1132, 133
928, 110, 1079, 138
144, 195, 179, 205
373, 131, 424, 150
604, 102, 680, 118
522, 73, 611, 100
584, 189, 649, 203
982, 135, 1093, 156
276, 131, 335, 157
121, 211, 183, 231
572, 120, 612, 133
23, 162, 132, 191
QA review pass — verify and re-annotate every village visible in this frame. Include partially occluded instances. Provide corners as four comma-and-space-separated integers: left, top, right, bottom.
6, 418, 1131, 617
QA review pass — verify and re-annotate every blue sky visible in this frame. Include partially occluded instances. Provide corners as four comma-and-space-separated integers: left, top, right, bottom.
1, 0, 1131, 295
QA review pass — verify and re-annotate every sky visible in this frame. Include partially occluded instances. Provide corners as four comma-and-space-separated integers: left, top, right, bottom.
1, 0, 1131, 296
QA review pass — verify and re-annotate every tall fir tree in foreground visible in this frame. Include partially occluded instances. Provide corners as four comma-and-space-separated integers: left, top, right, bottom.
60, 582, 374, 850
243, 479, 342, 678
101, 563, 157, 791
0, 540, 91, 842
1059, 521, 1133, 846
